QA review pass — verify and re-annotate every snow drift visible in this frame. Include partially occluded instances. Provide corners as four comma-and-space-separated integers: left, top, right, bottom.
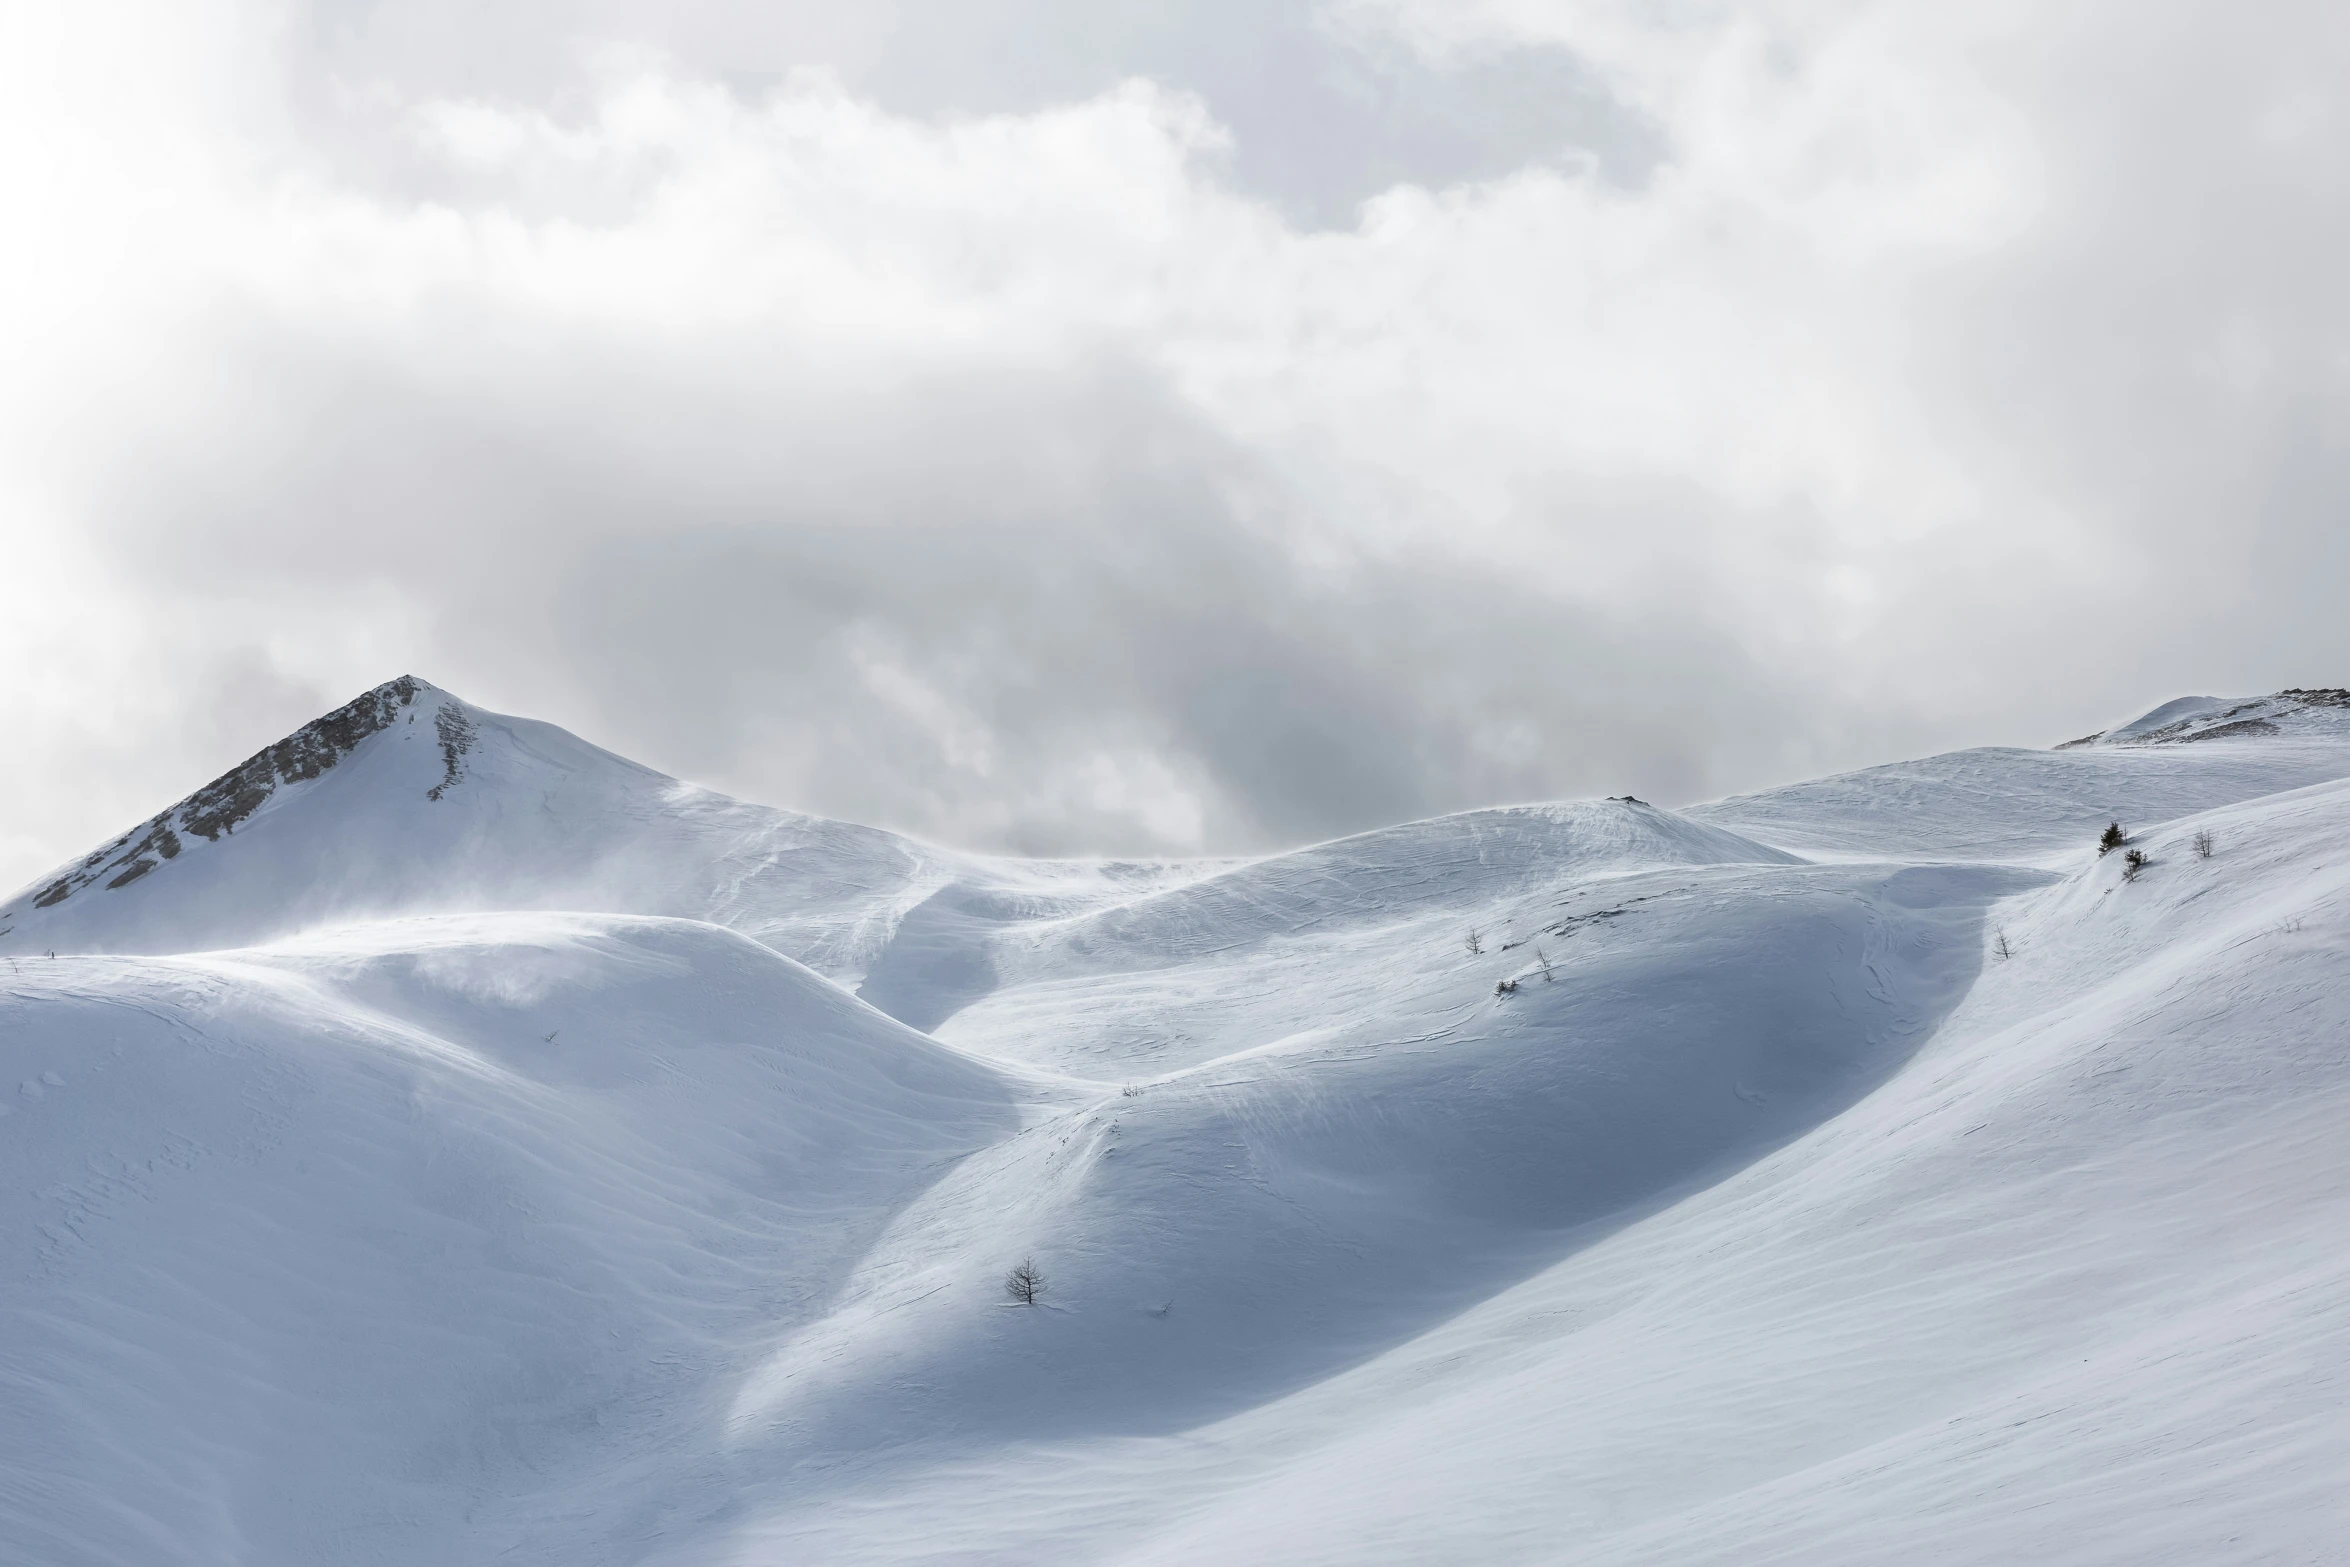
0, 915, 1017, 1564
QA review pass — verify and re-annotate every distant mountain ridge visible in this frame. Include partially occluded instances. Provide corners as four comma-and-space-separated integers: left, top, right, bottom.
2056, 688, 2350, 749
9, 677, 2348, 994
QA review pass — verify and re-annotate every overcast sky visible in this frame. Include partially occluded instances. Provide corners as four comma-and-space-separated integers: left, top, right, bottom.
3, 0, 2347, 882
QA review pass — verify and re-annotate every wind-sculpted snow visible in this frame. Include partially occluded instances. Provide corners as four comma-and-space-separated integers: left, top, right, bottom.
850, 858, 1233, 1035
0, 915, 1016, 1565
0, 681, 1226, 1013
734, 861, 2024, 1460
1691, 736, 2350, 861
1017, 799, 1799, 967
939, 817, 1822, 1079
0, 680, 963, 975
710, 770, 2350, 1567
7, 682, 2350, 1565
855, 801, 1794, 1045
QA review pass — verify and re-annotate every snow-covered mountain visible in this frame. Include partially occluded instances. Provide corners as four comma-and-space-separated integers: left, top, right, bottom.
0, 677, 1204, 1004
0, 676, 945, 971
2055, 686, 2350, 749
5, 683, 2348, 1564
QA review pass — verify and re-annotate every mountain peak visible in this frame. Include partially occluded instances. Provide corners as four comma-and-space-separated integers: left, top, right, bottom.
0, 676, 953, 968
19, 677, 469, 918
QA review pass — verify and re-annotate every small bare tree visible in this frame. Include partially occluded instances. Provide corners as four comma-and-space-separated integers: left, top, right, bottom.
2099, 822, 2128, 856
2123, 848, 2148, 882
1465, 929, 1483, 956
1994, 930, 2013, 960
1535, 944, 1554, 982
2193, 829, 2215, 859
1005, 1258, 1046, 1306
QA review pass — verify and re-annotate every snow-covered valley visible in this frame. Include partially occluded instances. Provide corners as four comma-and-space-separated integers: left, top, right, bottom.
5, 680, 2348, 1564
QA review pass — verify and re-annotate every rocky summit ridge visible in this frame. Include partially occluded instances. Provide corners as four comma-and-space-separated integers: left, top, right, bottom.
17, 677, 469, 918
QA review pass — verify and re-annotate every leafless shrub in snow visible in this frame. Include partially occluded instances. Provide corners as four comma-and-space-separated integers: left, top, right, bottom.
1465, 929, 1483, 956
2099, 822, 2128, 856
1994, 930, 2014, 960
2194, 829, 2215, 859
1495, 977, 1518, 996
1005, 1258, 1047, 1306
1535, 945, 1554, 982
1120, 1083, 1144, 1098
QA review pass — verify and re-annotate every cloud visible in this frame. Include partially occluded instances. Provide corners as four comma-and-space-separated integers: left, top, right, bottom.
4, 1, 2350, 883
281, 0, 1656, 226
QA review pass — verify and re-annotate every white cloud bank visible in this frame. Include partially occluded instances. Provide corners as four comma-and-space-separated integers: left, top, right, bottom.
3, 0, 2347, 879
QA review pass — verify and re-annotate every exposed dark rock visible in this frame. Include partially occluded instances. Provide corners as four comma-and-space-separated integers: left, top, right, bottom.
178, 676, 424, 841
2113, 689, 2345, 746
2129, 701, 2267, 745
2176, 718, 2280, 742
428, 703, 475, 801
15, 676, 427, 914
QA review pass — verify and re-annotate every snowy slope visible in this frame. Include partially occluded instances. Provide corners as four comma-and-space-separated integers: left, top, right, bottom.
2061, 687, 2350, 748
755, 773, 2350, 1567
1689, 704, 2350, 861
6, 682, 2350, 1565
728, 857, 2027, 1461
0, 677, 1202, 995
0, 915, 1018, 1565
0, 677, 951, 974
